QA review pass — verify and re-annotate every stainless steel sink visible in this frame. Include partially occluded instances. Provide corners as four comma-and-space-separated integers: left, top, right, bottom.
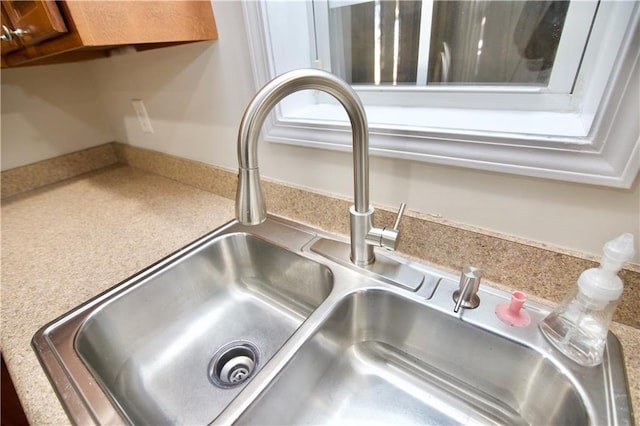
33, 217, 633, 425
235, 290, 586, 425
33, 219, 333, 424
75, 232, 332, 424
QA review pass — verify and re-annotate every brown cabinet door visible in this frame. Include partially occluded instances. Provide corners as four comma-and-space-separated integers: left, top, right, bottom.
1, 7, 21, 53
1, 0, 67, 47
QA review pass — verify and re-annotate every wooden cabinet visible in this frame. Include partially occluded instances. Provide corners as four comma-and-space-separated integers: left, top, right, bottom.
2, 1, 67, 48
1, 6, 22, 55
0, 0, 218, 67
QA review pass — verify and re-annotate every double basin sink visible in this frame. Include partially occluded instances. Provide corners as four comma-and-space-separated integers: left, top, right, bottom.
33, 216, 633, 425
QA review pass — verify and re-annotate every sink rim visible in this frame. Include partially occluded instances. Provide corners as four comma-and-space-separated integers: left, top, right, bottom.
32, 215, 634, 426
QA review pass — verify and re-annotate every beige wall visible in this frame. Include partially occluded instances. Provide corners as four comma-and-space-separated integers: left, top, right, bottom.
1, 62, 113, 170
1, 1, 638, 263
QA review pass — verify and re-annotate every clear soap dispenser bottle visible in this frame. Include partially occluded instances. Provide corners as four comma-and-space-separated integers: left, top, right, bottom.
539, 233, 635, 367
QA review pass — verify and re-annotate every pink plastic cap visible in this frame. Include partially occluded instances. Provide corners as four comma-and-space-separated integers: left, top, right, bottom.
496, 291, 531, 327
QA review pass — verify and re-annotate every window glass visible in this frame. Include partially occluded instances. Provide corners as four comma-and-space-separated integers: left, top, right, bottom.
328, 0, 575, 88
429, 1, 569, 85
329, 0, 422, 85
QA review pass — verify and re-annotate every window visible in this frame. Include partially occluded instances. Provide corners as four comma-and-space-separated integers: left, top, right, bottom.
327, 0, 578, 88
243, 0, 640, 187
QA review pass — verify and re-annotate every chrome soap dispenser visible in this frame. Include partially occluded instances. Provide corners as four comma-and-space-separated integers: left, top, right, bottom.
539, 233, 635, 367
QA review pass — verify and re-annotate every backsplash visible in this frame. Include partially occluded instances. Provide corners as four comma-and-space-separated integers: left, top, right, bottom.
3, 142, 639, 328
1, 145, 118, 199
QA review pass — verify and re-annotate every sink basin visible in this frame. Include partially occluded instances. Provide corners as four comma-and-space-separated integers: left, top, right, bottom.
33, 222, 333, 424
32, 217, 633, 425
236, 290, 586, 425
75, 232, 332, 424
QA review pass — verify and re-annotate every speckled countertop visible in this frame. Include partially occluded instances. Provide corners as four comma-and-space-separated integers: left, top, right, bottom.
1, 164, 639, 424
1, 166, 235, 424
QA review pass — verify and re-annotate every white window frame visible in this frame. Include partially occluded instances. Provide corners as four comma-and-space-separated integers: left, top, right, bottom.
243, 0, 640, 188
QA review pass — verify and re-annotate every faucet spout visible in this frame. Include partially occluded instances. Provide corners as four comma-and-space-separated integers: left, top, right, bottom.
236, 69, 402, 266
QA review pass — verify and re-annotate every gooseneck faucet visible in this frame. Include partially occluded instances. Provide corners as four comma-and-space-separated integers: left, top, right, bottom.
236, 69, 405, 266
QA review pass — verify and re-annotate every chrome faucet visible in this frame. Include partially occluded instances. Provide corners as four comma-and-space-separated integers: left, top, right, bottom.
236, 69, 406, 266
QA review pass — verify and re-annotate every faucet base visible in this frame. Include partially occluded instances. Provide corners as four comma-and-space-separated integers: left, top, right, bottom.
311, 237, 427, 293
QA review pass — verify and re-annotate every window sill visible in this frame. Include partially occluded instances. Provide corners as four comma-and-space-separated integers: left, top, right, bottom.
266, 80, 638, 187
286, 103, 591, 138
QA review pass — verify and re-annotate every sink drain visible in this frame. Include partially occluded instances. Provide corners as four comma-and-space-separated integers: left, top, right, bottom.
208, 341, 259, 388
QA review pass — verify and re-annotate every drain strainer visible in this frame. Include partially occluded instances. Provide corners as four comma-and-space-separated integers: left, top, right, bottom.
208, 341, 260, 388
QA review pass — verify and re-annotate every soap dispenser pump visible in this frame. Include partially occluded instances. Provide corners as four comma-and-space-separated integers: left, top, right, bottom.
539, 233, 635, 367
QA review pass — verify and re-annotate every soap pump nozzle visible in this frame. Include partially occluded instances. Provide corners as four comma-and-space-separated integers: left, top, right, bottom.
577, 233, 635, 307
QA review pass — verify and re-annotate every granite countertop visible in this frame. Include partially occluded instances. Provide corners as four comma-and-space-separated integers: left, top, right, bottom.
1, 166, 235, 424
1, 164, 638, 424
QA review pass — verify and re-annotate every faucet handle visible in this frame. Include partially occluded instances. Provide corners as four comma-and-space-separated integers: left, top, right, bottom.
366, 202, 406, 251
392, 202, 406, 231
382, 202, 406, 250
